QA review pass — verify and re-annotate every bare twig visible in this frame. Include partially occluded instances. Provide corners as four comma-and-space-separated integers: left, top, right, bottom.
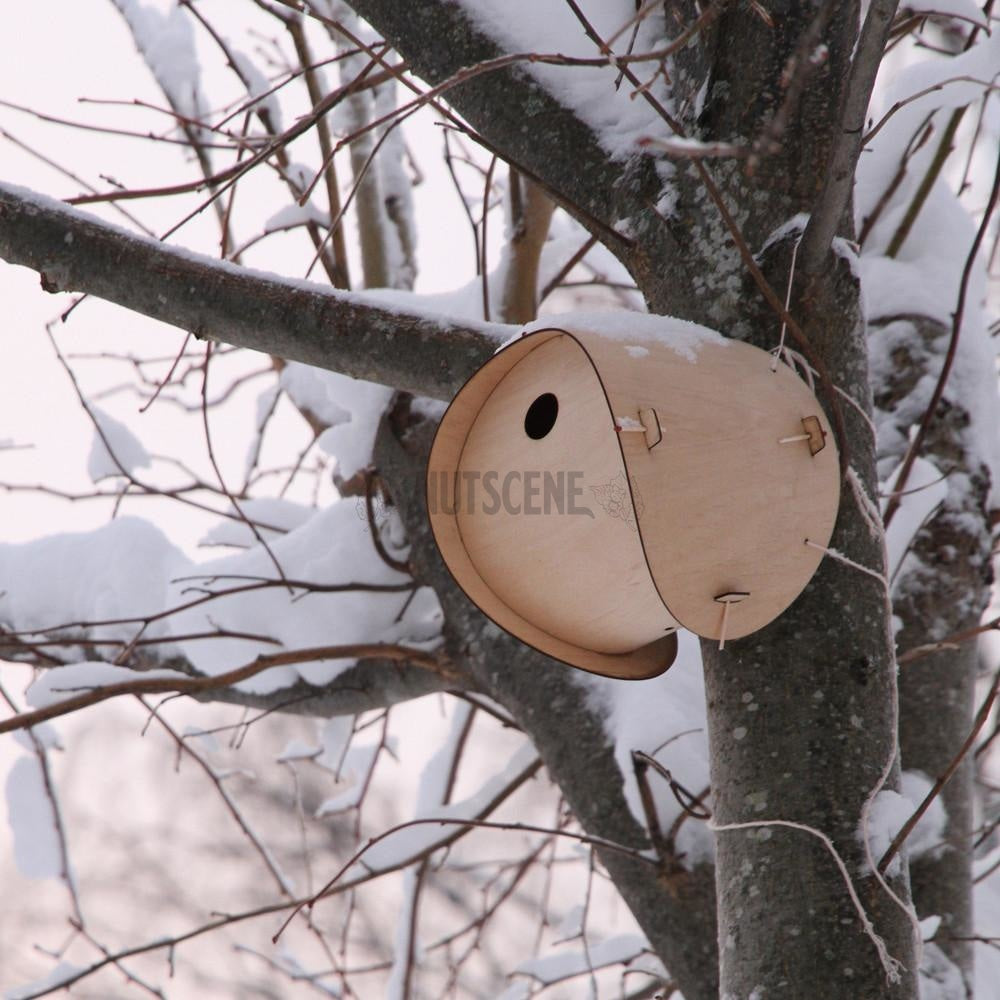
879, 665, 1000, 873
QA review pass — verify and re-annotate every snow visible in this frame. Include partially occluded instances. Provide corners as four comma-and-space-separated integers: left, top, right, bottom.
974, 850, 1000, 996
902, 0, 989, 24
526, 308, 727, 362
232, 49, 284, 133
264, 201, 330, 231
86, 405, 152, 482
918, 942, 966, 1000
0, 500, 441, 693
373, 75, 418, 291
165, 500, 440, 691
919, 914, 942, 941
580, 631, 712, 867
515, 932, 649, 983
4, 961, 84, 1000
864, 30, 1000, 168
333, 743, 539, 877
315, 738, 384, 815
0, 181, 511, 347
0, 516, 186, 646
4, 756, 62, 880
317, 716, 355, 774
25, 661, 189, 709
456, 1, 677, 160
111, 0, 204, 123
279, 362, 395, 479
859, 770, 947, 877
385, 703, 476, 999
12, 722, 62, 753
858, 27, 1000, 508
552, 904, 586, 943
199, 497, 315, 548
882, 456, 948, 586
317, 391, 395, 479
276, 738, 321, 763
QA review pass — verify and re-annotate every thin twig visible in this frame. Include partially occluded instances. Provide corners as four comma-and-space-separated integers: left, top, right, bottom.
878, 664, 1000, 873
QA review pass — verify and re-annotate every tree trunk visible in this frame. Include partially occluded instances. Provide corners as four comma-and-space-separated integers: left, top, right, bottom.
701, 243, 918, 998
877, 315, 995, 995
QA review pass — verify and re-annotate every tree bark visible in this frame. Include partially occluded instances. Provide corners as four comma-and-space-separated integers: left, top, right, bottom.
374, 399, 720, 1000
702, 244, 917, 999
0, 182, 503, 401
875, 314, 994, 995
0, 2, 935, 995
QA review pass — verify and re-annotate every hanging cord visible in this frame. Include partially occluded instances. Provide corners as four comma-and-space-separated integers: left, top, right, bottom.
709, 816, 904, 983
770, 235, 802, 373
803, 469, 924, 977
714, 466, 923, 985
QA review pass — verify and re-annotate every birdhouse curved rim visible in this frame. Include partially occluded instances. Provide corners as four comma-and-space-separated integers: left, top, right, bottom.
426, 326, 678, 680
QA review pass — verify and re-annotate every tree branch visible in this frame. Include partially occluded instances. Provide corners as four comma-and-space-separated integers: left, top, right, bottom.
186, 655, 468, 717
0, 642, 452, 735
799, 0, 900, 272
373, 397, 719, 1000
344, 0, 706, 318
0, 182, 507, 400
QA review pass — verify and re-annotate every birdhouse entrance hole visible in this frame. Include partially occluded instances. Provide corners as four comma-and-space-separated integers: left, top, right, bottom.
524, 392, 558, 440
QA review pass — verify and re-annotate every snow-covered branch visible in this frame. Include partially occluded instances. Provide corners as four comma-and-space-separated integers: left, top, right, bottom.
0, 182, 507, 400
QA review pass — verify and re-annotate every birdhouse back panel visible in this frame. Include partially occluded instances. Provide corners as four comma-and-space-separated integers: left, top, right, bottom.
580, 332, 840, 641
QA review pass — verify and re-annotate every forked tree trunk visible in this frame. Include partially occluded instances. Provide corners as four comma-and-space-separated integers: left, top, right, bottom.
351, 0, 921, 996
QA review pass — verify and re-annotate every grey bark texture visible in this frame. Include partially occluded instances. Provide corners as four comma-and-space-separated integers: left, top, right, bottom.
701, 238, 916, 1000
374, 399, 720, 998
874, 314, 994, 996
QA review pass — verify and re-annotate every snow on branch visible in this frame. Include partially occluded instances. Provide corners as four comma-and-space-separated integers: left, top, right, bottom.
0, 642, 450, 736
0, 182, 509, 401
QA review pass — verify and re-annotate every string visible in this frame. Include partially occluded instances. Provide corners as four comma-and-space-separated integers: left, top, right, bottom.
710, 817, 903, 983
804, 512, 924, 974
770, 235, 802, 373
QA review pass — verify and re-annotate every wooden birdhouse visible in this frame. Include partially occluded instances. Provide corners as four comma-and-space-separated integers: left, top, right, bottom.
426, 324, 840, 680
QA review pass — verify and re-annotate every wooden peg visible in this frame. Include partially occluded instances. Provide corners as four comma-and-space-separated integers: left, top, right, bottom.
714, 591, 750, 650
616, 408, 662, 450
614, 419, 646, 433
778, 416, 826, 455
801, 416, 826, 455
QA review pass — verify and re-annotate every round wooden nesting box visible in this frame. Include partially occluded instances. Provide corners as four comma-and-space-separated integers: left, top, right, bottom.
427, 325, 840, 680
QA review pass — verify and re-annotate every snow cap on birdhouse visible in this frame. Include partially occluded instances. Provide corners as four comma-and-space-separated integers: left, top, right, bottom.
426, 321, 840, 680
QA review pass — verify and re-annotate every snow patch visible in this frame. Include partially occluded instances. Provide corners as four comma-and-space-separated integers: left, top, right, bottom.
4, 756, 63, 880
578, 631, 712, 867
860, 770, 946, 877
86, 405, 152, 482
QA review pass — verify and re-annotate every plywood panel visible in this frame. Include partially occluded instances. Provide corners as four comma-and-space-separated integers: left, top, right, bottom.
583, 332, 840, 640
456, 334, 677, 654
426, 329, 677, 679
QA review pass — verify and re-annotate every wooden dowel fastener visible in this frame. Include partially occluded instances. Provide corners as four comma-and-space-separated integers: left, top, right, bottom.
778, 415, 827, 455
615, 409, 662, 450
714, 591, 750, 650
